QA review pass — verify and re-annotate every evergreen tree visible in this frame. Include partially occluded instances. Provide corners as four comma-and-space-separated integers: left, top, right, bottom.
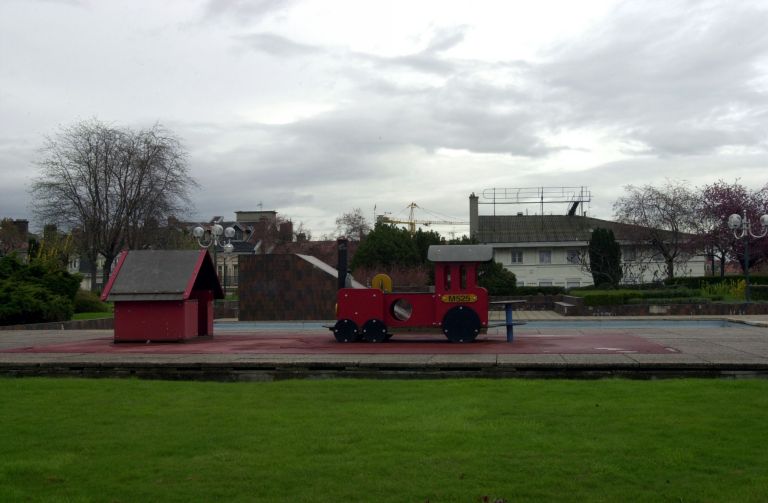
350, 223, 421, 269
588, 228, 622, 287
478, 260, 517, 295
413, 229, 444, 263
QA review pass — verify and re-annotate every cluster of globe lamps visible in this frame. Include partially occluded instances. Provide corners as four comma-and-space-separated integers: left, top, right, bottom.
727, 211, 768, 302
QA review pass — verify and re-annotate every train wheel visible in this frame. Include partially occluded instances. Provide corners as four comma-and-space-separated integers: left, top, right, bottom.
361, 319, 388, 343
333, 319, 359, 343
441, 306, 481, 343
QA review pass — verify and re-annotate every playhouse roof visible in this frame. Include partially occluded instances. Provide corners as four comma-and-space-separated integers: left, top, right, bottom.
101, 249, 224, 302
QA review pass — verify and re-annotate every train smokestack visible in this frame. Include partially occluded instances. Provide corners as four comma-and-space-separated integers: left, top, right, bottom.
336, 237, 348, 290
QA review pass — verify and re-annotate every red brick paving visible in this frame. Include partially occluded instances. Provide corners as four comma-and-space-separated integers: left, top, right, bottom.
2, 330, 674, 355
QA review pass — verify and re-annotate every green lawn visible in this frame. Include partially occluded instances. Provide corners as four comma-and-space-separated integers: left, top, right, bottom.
1, 378, 767, 502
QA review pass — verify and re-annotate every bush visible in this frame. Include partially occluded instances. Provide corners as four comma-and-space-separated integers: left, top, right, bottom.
0, 280, 74, 325
571, 287, 717, 306
574, 291, 637, 306
750, 285, 768, 301
0, 254, 79, 325
74, 289, 110, 313
627, 297, 711, 305
638, 288, 698, 299
478, 261, 516, 296
667, 275, 768, 289
515, 286, 566, 296
701, 280, 746, 300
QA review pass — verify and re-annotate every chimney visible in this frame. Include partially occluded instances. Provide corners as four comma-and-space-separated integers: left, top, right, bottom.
279, 221, 293, 242
469, 193, 479, 239
13, 219, 29, 238
337, 238, 348, 290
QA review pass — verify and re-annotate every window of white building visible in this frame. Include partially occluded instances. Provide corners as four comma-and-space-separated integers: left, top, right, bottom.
566, 279, 581, 289
539, 280, 553, 287
566, 249, 580, 265
510, 249, 523, 263
539, 249, 552, 264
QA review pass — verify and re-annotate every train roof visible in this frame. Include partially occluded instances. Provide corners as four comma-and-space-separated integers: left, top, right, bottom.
427, 245, 493, 263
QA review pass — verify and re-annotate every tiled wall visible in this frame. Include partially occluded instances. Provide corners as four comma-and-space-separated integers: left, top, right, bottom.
239, 254, 337, 320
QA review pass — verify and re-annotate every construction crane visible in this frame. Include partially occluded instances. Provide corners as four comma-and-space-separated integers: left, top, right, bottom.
377, 202, 468, 235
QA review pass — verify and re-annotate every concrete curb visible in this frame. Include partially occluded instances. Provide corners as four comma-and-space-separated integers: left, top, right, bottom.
2, 358, 768, 381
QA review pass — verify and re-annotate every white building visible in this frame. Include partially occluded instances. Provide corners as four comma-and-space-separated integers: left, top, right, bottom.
469, 194, 706, 288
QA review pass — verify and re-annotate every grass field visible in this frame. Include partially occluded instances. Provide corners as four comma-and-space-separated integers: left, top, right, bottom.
1, 378, 767, 502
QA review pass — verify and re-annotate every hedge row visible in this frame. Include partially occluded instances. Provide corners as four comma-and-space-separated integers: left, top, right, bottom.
569, 288, 703, 306
514, 286, 566, 296
626, 297, 713, 305
667, 275, 768, 288
751, 285, 768, 301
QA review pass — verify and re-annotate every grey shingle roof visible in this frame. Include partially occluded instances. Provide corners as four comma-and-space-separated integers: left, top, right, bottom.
103, 250, 223, 301
476, 215, 658, 244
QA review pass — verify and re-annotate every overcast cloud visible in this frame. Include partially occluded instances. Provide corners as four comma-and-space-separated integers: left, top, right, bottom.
1, 0, 767, 236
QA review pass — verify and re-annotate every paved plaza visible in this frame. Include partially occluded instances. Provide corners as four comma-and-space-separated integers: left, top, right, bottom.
1, 312, 767, 380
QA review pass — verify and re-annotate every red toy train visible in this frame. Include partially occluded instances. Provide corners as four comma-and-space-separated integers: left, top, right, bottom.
332, 245, 493, 343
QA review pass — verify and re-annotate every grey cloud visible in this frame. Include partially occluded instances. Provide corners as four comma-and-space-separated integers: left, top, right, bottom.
33, 0, 86, 5
356, 26, 467, 75
284, 96, 552, 157
630, 127, 764, 156
203, 0, 296, 23
236, 32, 320, 57
423, 27, 467, 54
235, 26, 467, 75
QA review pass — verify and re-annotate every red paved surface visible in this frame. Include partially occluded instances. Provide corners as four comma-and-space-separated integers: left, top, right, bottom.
2, 331, 675, 354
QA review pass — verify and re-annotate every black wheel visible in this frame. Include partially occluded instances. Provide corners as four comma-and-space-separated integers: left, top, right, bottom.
441, 306, 481, 343
361, 319, 388, 343
333, 319, 359, 343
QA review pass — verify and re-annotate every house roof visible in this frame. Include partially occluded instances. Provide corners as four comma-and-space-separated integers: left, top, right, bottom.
428, 245, 493, 262
101, 249, 223, 302
476, 215, 670, 244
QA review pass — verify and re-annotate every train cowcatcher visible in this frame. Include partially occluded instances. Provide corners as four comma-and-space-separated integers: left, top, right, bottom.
332, 245, 494, 343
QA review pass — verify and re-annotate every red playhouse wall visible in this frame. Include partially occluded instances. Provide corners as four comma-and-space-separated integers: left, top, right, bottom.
190, 290, 214, 336
114, 300, 199, 342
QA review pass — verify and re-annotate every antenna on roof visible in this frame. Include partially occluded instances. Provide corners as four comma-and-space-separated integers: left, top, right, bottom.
478, 186, 591, 217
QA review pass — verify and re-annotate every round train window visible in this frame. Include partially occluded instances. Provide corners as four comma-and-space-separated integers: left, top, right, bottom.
390, 298, 413, 321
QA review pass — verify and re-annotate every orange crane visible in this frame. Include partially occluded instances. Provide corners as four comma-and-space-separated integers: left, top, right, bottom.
377, 202, 468, 235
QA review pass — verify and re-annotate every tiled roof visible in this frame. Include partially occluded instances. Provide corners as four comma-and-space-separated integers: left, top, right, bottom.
476, 215, 667, 244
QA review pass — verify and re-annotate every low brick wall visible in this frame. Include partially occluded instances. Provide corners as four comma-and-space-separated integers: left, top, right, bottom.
578, 302, 768, 317
489, 294, 574, 311
0, 318, 114, 331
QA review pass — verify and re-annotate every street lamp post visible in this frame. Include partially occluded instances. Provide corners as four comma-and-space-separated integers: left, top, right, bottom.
193, 224, 235, 293
727, 211, 768, 302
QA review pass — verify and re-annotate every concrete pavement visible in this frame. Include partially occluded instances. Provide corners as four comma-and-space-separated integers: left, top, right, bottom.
1, 312, 767, 380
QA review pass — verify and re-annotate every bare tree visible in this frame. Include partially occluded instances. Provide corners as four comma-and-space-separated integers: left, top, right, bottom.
335, 208, 371, 241
294, 221, 312, 242
31, 119, 196, 290
613, 180, 699, 280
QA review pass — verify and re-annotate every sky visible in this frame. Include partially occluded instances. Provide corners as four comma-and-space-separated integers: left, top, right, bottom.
1, 0, 767, 238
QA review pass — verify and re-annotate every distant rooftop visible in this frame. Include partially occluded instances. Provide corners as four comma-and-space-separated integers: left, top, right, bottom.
476, 215, 670, 244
